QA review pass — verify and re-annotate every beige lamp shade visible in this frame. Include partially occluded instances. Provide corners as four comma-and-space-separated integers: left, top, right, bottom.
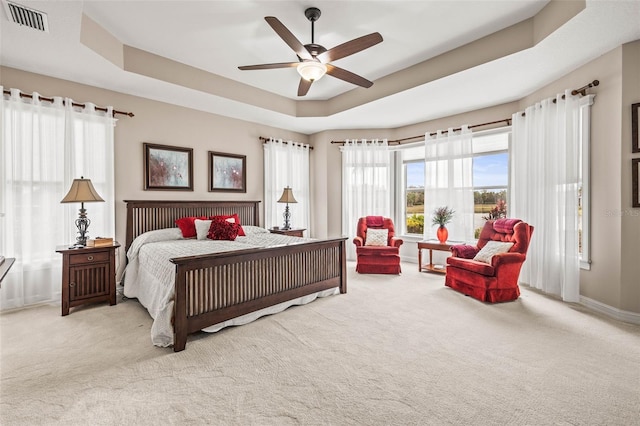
60, 177, 105, 203
277, 186, 297, 204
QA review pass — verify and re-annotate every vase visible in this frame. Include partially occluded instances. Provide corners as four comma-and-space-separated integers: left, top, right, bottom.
436, 225, 448, 243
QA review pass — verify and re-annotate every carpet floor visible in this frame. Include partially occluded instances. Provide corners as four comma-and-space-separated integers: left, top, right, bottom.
1, 262, 639, 425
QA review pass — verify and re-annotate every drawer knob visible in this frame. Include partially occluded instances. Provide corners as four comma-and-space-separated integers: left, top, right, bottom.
70, 282, 76, 287
87, 255, 94, 261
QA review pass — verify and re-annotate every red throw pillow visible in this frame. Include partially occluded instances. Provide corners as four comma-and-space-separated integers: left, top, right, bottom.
175, 216, 207, 238
209, 214, 245, 236
207, 216, 240, 241
451, 244, 478, 259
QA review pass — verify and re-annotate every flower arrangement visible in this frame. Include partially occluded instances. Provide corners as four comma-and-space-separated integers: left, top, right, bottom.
432, 206, 455, 227
482, 199, 507, 221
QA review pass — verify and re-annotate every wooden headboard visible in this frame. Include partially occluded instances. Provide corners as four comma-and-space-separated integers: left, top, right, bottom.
124, 200, 261, 251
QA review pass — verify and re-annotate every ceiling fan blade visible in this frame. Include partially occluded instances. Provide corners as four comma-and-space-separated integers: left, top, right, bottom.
325, 64, 373, 88
238, 62, 299, 71
297, 78, 313, 96
317, 32, 383, 63
265, 16, 313, 61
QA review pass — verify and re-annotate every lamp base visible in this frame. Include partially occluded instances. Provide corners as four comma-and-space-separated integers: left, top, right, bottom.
282, 204, 292, 230
75, 207, 90, 246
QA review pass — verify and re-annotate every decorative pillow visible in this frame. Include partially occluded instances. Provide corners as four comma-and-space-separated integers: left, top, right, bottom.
175, 216, 207, 238
365, 228, 388, 246
473, 241, 514, 264
207, 217, 240, 241
451, 244, 478, 259
210, 214, 245, 236
194, 219, 213, 240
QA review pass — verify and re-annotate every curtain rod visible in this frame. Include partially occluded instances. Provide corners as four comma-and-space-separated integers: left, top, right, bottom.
259, 136, 314, 150
2, 89, 135, 118
330, 79, 600, 146
330, 118, 511, 145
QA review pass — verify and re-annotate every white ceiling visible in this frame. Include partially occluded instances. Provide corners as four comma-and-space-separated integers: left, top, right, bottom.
1, 1, 640, 134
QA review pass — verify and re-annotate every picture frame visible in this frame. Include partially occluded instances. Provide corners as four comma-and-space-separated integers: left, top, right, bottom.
633, 103, 640, 153
633, 158, 640, 208
208, 151, 246, 193
143, 143, 193, 191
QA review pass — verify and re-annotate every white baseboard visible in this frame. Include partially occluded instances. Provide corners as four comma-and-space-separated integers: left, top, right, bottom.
580, 296, 640, 325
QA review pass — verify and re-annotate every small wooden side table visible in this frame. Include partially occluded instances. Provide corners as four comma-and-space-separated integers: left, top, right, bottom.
269, 228, 306, 237
56, 242, 120, 316
417, 240, 456, 274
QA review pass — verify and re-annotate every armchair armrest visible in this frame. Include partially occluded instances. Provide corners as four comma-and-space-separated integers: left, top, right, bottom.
491, 252, 526, 267
450, 244, 478, 259
390, 237, 403, 248
353, 236, 364, 247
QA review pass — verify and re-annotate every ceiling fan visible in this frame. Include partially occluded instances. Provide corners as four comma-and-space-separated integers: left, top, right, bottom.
238, 7, 383, 97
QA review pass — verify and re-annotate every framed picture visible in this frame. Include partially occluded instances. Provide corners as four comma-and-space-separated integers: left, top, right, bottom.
143, 143, 193, 191
208, 151, 246, 192
633, 158, 640, 208
633, 103, 640, 153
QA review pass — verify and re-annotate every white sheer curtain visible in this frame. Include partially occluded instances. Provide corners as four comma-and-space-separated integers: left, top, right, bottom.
263, 138, 310, 232
0, 88, 115, 310
341, 139, 391, 260
423, 126, 474, 242
510, 90, 592, 302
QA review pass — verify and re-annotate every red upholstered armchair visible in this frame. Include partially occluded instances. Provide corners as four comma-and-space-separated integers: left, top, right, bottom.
353, 216, 403, 274
445, 219, 534, 302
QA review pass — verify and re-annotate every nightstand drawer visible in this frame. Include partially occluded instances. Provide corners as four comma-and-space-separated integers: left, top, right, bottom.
68, 251, 110, 265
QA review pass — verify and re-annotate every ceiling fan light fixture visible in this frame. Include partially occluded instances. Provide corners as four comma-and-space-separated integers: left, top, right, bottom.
297, 61, 327, 82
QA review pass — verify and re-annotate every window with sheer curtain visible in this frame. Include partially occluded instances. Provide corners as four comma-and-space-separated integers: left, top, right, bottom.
341, 139, 392, 260
510, 91, 594, 302
423, 126, 475, 242
263, 138, 310, 232
0, 88, 115, 310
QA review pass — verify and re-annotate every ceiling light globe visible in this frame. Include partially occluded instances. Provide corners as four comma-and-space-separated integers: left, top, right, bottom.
297, 62, 327, 82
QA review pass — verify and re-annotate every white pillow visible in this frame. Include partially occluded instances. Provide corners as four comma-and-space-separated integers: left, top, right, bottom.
194, 219, 213, 240
127, 228, 183, 261
241, 225, 270, 235
473, 241, 514, 264
365, 228, 388, 246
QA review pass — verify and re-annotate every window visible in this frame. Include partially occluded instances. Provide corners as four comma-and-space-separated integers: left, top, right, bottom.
471, 131, 509, 238
397, 128, 510, 237
405, 161, 425, 234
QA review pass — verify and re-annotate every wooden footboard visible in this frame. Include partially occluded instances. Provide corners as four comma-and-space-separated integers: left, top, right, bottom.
171, 238, 347, 351
125, 200, 347, 352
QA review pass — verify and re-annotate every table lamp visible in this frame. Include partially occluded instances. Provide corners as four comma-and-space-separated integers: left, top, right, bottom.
277, 186, 297, 230
60, 177, 104, 246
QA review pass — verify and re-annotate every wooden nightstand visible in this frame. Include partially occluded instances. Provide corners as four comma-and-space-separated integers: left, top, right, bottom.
56, 242, 120, 316
269, 228, 306, 237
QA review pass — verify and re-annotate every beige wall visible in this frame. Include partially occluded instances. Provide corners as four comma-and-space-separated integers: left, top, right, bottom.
2, 38, 639, 315
620, 40, 640, 313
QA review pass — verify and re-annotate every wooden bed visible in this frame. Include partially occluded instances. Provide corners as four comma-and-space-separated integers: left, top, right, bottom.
125, 200, 347, 352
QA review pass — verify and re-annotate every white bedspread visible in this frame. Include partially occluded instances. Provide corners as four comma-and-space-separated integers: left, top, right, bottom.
123, 226, 338, 347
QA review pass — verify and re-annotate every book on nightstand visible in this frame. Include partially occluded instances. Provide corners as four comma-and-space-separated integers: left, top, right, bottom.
86, 237, 114, 247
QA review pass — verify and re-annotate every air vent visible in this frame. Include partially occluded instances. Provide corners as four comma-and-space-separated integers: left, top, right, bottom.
3, 1, 49, 32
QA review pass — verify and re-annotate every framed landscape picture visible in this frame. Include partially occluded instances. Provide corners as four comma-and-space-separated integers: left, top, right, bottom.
633, 158, 639, 208
632, 103, 640, 153
208, 151, 246, 192
144, 143, 193, 191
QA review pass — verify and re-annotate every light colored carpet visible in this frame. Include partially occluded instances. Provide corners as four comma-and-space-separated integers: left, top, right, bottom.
1, 262, 639, 426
